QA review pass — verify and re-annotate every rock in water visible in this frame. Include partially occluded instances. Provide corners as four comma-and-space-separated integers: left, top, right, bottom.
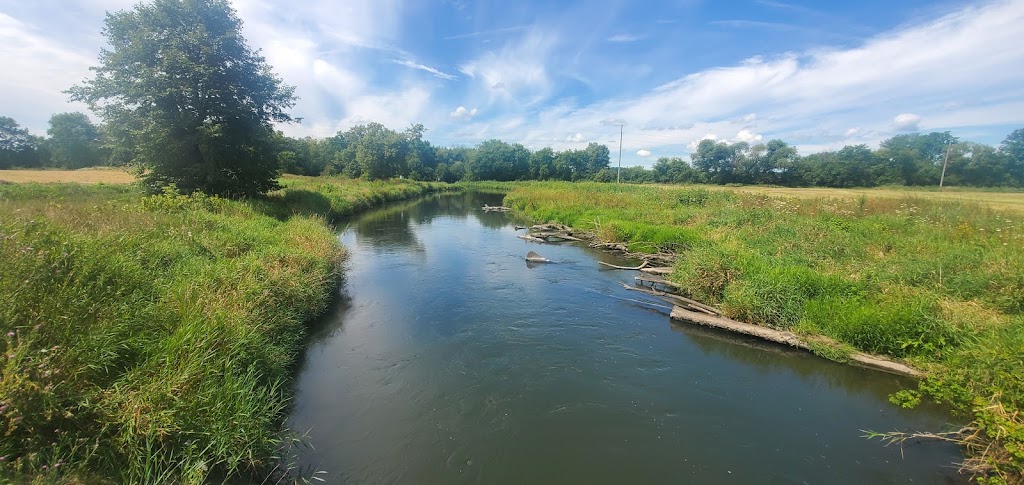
525, 251, 550, 263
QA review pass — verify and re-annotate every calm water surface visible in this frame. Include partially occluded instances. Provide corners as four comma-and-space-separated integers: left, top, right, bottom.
287, 192, 963, 484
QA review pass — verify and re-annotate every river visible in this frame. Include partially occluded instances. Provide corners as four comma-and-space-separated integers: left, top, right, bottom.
286, 191, 963, 484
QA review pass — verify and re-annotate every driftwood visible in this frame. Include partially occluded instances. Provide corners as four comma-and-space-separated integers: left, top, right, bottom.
516, 223, 585, 244
517, 234, 546, 243
669, 306, 922, 378
483, 205, 511, 212
598, 260, 650, 270
621, 282, 721, 316
514, 225, 528, 230
531, 232, 584, 242
634, 275, 681, 289
639, 266, 673, 275
525, 250, 550, 263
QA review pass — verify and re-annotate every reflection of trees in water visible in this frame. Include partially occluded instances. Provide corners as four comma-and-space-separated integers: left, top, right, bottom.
349, 191, 512, 250
669, 321, 921, 406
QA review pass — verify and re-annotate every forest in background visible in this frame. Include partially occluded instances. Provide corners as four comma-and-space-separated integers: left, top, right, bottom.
3, 114, 1023, 188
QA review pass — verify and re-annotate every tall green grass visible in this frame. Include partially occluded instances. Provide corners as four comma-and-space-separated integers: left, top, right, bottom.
504, 181, 1024, 481
0, 178, 445, 483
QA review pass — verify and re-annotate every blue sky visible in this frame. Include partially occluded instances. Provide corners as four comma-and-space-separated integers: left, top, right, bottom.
1, 0, 1023, 167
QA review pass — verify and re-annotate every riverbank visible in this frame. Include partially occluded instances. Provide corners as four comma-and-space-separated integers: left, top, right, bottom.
499, 181, 1023, 482
0, 178, 446, 482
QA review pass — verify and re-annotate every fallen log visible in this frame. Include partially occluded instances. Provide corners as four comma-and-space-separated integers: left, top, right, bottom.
639, 266, 673, 275
621, 283, 721, 316
517, 234, 546, 243
598, 260, 650, 270
483, 205, 512, 212
531, 231, 585, 242
669, 306, 922, 378
634, 275, 681, 289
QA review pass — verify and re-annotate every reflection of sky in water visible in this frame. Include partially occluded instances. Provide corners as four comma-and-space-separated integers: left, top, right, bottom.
288, 193, 964, 485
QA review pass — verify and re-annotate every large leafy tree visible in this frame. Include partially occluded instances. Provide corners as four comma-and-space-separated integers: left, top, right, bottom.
0, 116, 41, 169
45, 112, 105, 169
68, 0, 295, 197
1001, 128, 1024, 185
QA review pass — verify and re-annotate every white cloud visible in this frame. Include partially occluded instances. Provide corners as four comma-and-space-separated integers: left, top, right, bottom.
393, 59, 457, 80
686, 133, 719, 150
458, 29, 556, 106
453, 0, 1024, 160
844, 127, 862, 138
892, 113, 922, 131
449, 106, 478, 120
0, 12, 95, 133
607, 33, 641, 42
733, 129, 763, 143
636, 149, 652, 157
565, 133, 587, 143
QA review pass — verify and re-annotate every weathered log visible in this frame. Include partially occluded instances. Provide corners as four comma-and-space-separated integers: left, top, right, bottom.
639, 266, 673, 275
531, 223, 572, 233
669, 306, 922, 378
634, 275, 681, 289
598, 260, 650, 270
517, 234, 546, 243
483, 205, 512, 212
620, 283, 721, 316
532, 232, 585, 242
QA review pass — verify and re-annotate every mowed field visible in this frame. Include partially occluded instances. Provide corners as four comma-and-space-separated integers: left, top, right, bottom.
3, 168, 1023, 212
0, 168, 136, 184
724, 185, 1024, 213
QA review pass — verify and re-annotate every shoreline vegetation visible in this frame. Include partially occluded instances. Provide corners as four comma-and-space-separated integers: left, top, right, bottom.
491, 181, 1024, 482
2, 172, 1022, 482
0, 176, 445, 482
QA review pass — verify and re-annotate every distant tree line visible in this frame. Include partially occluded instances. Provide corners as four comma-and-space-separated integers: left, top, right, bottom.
0, 114, 109, 170
4, 109, 1023, 189
270, 126, 1024, 188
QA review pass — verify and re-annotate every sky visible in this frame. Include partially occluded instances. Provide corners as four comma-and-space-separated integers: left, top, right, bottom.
1, 0, 1023, 167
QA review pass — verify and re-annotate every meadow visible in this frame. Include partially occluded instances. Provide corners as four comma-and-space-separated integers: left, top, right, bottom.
502, 182, 1024, 481
0, 176, 442, 482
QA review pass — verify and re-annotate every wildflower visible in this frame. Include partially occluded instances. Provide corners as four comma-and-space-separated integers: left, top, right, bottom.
0, 405, 7, 413
5, 331, 13, 338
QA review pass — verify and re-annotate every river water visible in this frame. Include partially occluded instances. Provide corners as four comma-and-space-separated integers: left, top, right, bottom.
287, 191, 963, 484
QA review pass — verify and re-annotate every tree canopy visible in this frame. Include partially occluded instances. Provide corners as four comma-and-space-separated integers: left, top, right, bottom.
45, 112, 104, 169
68, 0, 295, 197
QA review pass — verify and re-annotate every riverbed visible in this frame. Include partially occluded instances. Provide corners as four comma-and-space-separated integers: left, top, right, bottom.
286, 191, 963, 484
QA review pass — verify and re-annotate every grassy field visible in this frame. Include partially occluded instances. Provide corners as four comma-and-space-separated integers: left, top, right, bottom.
719, 185, 1024, 214
0, 168, 137, 184
0, 177, 444, 483
502, 182, 1024, 482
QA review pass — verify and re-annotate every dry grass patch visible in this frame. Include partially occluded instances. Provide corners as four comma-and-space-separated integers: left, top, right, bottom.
717, 185, 1024, 214
0, 168, 136, 184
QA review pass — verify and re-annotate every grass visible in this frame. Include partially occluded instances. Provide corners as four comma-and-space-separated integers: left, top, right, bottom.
0, 168, 136, 184
0, 177, 447, 483
502, 181, 1024, 482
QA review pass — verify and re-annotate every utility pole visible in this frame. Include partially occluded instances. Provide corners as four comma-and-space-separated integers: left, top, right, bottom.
939, 137, 952, 190
614, 123, 622, 184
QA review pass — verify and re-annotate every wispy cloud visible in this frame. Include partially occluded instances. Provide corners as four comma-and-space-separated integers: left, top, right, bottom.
452, 0, 1024, 159
444, 25, 529, 40
607, 33, 641, 42
755, 0, 820, 16
711, 20, 800, 31
393, 59, 457, 80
